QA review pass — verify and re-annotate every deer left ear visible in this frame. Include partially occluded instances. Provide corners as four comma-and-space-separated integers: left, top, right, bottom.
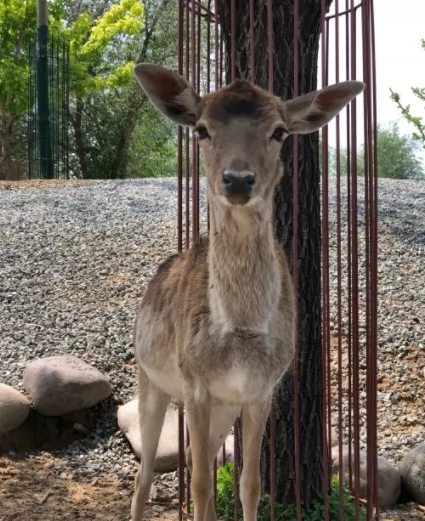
134, 63, 201, 127
284, 81, 365, 134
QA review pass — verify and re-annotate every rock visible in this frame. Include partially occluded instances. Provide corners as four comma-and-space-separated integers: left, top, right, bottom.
118, 399, 234, 473
0, 383, 30, 435
22, 355, 112, 416
332, 445, 401, 508
399, 442, 425, 504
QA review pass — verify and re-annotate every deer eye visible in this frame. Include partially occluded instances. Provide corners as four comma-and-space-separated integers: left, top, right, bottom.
194, 126, 210, 140
271, 127, 287, 142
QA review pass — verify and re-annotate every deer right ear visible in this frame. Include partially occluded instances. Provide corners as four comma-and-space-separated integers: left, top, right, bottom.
134, 63, 200, 127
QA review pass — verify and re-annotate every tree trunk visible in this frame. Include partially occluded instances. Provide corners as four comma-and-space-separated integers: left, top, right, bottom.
69, 99, 88, 179
0, 115, 17, 181
217, 0, 331, 506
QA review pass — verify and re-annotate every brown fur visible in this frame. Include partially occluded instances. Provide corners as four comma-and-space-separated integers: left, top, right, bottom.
130, 63, 364, 521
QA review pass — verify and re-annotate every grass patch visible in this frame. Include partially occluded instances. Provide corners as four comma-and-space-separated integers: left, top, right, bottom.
215, 463, 366, 521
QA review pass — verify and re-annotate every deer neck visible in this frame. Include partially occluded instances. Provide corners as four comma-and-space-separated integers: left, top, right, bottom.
208, 198, 281, 334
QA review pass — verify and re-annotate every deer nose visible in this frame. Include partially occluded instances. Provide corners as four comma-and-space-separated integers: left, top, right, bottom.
222, 170, 256, 195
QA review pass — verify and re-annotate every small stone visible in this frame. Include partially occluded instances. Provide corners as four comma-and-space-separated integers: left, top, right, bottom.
23, 355, 112, 416
0, 383, 30, 435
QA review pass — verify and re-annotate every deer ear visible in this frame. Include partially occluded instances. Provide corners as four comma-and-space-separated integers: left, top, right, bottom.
134, 63, 201, 127
284, 81, 365, 134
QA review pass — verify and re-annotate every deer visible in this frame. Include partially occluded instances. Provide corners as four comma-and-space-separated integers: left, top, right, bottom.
130, 62, 364, 521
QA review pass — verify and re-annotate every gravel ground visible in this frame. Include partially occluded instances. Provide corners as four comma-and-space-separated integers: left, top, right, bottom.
0, 177, 424, 516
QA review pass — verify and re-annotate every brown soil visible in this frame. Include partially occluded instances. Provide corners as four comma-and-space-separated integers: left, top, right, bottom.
0, 456, 177, 521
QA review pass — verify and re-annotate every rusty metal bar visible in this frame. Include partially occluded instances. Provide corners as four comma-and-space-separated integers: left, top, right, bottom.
177, 3, 185, 520
320, 0, 330, 519
185, 1, 190, 250
333, 1, 346, 519
292, 0, 302, 518
350, 2, 361, 518
191, 0, 199, 243
177, 0, 184, 254
175, 2, 379, 520
370, 1, 379, 512
230, 0, 236, 81
249, 0, 255, 81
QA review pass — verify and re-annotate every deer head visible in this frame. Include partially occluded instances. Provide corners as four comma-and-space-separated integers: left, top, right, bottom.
134, 63, 364, 207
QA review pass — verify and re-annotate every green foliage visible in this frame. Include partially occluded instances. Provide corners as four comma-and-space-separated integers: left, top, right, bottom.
64, 0, 144, 96
323, 122, 425, 180
126, 101, 178, 178
0, 0, 62, 116
215, 463, 366, 521
390, 39, 425, 149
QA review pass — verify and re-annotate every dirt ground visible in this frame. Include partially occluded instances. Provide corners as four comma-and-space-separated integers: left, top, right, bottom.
0, 456, 177, 521
1, 455, 424, 521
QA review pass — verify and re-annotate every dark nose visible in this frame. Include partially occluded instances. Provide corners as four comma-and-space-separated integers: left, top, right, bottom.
222, 171, 256, 195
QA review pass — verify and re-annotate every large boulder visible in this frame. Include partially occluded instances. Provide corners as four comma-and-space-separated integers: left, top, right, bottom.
118, 399, 234, 473
399, 442, 425, 505
23, 355, 112, 416
332, 445, 401, 508
0, 383, 30, 435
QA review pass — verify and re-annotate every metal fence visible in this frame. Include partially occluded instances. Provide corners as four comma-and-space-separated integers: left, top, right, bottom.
175, 0, 378, 520
28, 34, 70, 180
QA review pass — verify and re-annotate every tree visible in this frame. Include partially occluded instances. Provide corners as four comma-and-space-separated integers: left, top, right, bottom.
217, 0, 331, 506
390, 40, 425, 150
0, 0, 62, 179
324, 122, 425, 180
0, 0, 144, 180
64, 0, 178, 179
63, 0, 145, 178
372, 122, 424, 180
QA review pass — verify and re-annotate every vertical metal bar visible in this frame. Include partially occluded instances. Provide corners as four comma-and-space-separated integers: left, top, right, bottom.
214, 0, 219, 90
320, 0, 330, 519
370, 0, 379, 516
28, 39, 32, 180
267, 0, 273, 92
350, 1, 361, 517
344, 0, 353, 492
325, 20, 333, 503
292, 0, 302, 519
362, 1, 372, 518
249, 0, 255, 82
191, 0, 199, 243
233, 421, 239, 521
186, 424, 191, 517
56, 37, 59, 178
207, 1, 212, 231
178, 405, 185, 521
207, 2, 211, 93
230, 0, 236, 80
177, 5, 185, 521
178, 0, 184, 254
66, 42, 70, 178
264, 1, 277, 518
185, 0, 190, 249
333, 2, 345, 520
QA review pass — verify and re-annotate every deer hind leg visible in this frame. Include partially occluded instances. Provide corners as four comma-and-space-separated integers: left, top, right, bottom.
131, 366, 170, 521
186, 401, 239, 521
239, 397, 273, 521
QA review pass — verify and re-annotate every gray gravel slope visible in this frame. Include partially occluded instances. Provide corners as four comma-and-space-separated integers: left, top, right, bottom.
0, 178, 424, 479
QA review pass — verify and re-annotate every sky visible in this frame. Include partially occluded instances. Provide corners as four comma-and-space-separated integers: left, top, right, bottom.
317, 0, 425, 162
